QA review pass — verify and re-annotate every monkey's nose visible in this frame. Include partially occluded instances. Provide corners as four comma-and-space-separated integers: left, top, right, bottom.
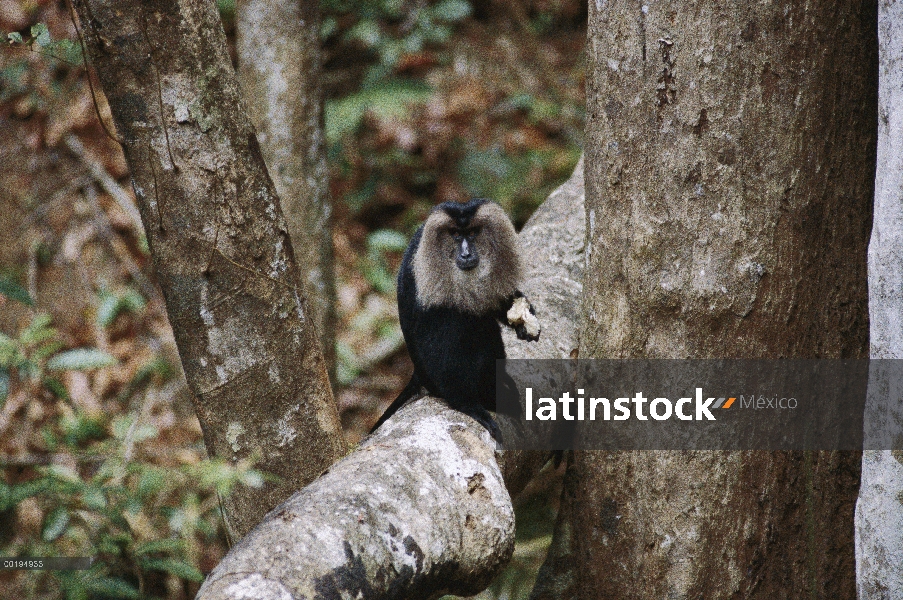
456, 249, 478, 271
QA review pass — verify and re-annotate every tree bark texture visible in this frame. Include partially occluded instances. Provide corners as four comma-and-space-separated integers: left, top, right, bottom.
198, 397, 514, 600
70, 0, 345, 540
500, 156, 585, 497
856, 1, 903, 597
577, 1, 877, 598
237, 0, 336, 381
197, 160, 587, 599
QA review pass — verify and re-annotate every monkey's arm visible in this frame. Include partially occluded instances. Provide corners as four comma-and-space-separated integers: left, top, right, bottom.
500, 290, 541, 341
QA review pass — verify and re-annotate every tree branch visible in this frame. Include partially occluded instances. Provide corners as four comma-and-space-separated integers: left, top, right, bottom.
198, 398, 514, 599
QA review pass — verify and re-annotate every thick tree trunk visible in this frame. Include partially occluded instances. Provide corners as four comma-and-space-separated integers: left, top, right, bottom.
574, 1, 877, 598
69, 0, 345, 540
237, 0, 336, 381
856, 1, 903, 597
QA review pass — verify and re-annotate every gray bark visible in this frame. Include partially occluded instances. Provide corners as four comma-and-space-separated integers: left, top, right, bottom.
69, 0, 346, 540
197, 397, 514, 600
856, 1, 903, 597
197, 160, 587, 599
237, 0, 336, 381
576, 0, 876, 598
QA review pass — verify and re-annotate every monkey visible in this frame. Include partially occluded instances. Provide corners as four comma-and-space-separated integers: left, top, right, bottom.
370, 198, 541, 438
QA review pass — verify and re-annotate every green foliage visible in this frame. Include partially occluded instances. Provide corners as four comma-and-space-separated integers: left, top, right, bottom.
216, 0, 236, 21
0, 312, 120, 407
458, 146, 582, 225
96, 287, 147, 329
360, 229, 407, 294
30, 23, 51, 48
0, 60, 29, 103
322, 0, 471, 84
325, 80, 432, 143
47, 349, 118, 371
1, 313, 263, 597
4, 22, 82, 66
336, 229, 407, 385
2, 449, 258, 597
0, 274, 35, 306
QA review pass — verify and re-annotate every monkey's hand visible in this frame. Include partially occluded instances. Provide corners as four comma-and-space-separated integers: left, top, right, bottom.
507, 294, 541, 341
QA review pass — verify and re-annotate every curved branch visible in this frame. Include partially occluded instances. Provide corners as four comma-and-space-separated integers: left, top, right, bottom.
197, 398, 514, 599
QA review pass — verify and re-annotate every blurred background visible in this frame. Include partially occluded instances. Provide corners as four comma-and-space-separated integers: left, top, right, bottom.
0, 0, 584, 597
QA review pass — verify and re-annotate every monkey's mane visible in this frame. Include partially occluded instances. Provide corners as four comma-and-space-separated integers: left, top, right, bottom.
413, 201, 522, 314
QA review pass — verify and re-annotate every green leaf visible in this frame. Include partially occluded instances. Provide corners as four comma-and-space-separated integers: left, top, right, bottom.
216, 0, 236, 19
240, 470, 265, 489
97, 289, 147, 328
30, 23, 51, 47
42, 376, 68, 399
81, 576, 140, 599
0, 368, 8, 405
120, 289, 146, 312
141, 557, 204, 582
320, 16, 337, 39
134, 538, 184, 556
367, 229, 408, 252
96, 292, 120, 328
433, 0, 472, 22
325, 81, 432, 142
20, 313, 54, 345
346, 19, 381, 47
47, 348, 117, 371
53, 38, 82, 64
0, 276, 34, 306
42, 506, 69, 541
361, 262, 395, 294
7, 32, 23, 44
32, 339, 64, 361
81, 485, 107, 510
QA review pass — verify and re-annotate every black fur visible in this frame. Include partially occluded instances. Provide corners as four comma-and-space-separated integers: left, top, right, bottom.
370, 204, 538, 437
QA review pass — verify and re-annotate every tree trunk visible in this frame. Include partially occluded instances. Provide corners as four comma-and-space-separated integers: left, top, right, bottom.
69, 0, 346, 540
573, 1, 877, 597
237, 0, 337, 382
856, 1, 903, 596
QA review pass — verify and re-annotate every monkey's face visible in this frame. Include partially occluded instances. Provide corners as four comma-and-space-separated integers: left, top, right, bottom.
451, 228, 480, 271
413, 200, 523, 314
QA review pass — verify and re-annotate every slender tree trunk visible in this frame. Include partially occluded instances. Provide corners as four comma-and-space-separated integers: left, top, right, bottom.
70, 0, 345, 540
856, 1, 903, 596
237, 0, 336, 381
572, 1, 877, 597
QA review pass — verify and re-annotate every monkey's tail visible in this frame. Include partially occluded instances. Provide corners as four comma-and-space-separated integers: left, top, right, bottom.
369, 374, 423, 434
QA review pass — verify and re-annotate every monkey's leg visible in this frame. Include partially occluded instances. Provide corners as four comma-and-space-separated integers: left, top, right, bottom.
370, 375, 423, 433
